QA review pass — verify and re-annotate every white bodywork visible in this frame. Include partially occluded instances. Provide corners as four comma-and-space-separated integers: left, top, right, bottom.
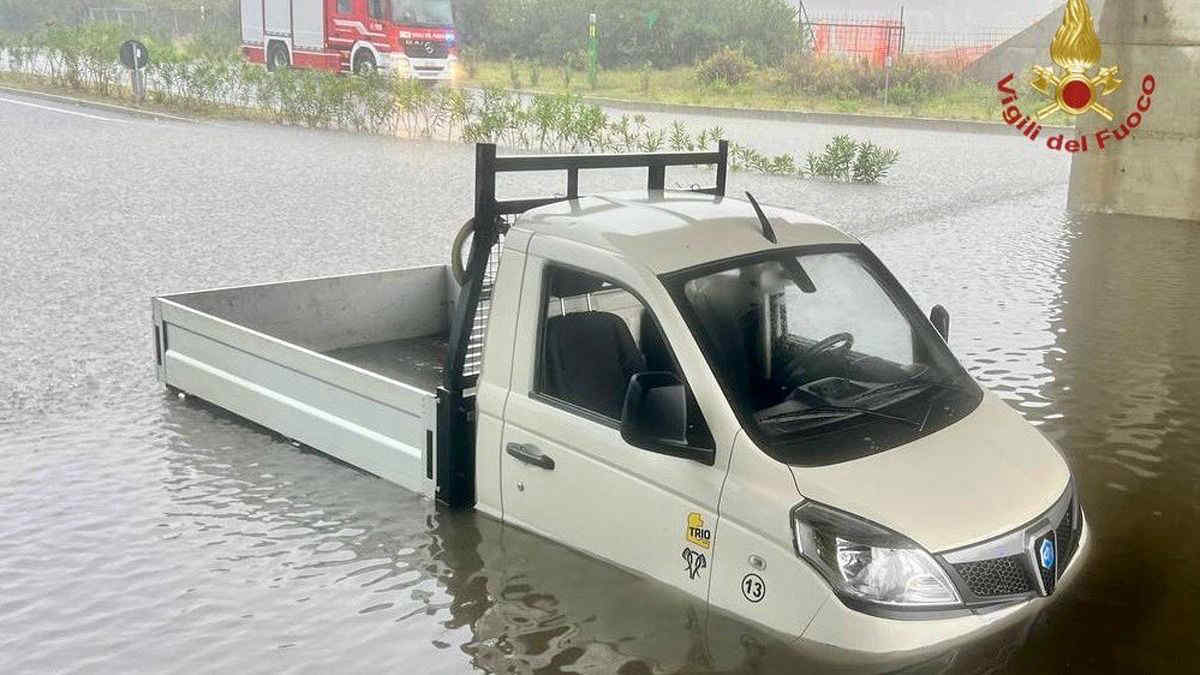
240, 0, 264, 45
476, 191, 1087, 655
154, 190, 1087, 658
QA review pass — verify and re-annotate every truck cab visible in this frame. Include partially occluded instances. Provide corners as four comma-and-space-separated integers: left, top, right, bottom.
152, 144, 1087, 657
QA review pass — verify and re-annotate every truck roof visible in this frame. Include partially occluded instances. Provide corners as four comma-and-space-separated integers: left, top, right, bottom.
514, 190, 856, 275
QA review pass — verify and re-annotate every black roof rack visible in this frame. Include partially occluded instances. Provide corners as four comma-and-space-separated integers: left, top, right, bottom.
476, 141, 728, 217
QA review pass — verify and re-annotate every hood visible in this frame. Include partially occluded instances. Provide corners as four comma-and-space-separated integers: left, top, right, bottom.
788, 393, 1070, 553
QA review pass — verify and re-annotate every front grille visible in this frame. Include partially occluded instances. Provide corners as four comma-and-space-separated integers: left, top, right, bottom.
404, 40, 449, 58
954, 555, 1035, 597
947, 491, 1082, 601
1055, 497, 1081, 574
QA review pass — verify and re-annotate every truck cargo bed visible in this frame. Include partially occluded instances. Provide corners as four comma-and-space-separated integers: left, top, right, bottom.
324, 335, 448, 394
152, 265, 459, 497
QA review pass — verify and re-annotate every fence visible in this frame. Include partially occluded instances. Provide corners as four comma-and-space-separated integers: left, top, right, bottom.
804, 13, 1022, 70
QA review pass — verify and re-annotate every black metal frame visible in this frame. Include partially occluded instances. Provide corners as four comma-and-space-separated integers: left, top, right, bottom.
435, 141, 728, 508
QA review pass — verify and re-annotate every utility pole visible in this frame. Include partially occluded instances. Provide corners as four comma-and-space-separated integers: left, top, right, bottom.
588, 13, 599, 89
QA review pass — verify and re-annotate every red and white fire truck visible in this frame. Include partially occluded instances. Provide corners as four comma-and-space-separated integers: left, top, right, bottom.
240, 0, 457, 80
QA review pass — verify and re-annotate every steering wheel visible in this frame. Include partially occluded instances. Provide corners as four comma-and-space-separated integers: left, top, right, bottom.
782, 332, 854, 385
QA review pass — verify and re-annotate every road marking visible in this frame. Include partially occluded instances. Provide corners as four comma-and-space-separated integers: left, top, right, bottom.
0, 96, 128, 123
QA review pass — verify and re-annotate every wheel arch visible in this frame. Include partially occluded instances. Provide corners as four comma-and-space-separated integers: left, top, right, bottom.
351, 42, 381, 69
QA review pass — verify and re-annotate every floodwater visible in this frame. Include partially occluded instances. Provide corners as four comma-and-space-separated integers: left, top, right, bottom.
1, 91, 1198, 673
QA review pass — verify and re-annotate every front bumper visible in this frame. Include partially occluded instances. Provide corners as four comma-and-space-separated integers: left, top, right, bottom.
797, 511, 1090, 656
381, 53, 452, 80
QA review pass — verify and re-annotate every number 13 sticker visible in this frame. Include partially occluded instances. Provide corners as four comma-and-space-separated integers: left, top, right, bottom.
741, 573, 765, 603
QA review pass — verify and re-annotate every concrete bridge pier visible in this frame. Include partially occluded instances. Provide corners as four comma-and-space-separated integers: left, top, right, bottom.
1069, 1, 1200, 222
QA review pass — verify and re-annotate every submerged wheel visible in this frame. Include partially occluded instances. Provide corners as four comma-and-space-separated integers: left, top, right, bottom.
267, 43, 290, 72
353, 51, 377, 75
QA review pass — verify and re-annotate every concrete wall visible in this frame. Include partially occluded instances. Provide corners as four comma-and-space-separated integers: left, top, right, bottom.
1068, 0, 1200, 222
965, 3, 1108, 83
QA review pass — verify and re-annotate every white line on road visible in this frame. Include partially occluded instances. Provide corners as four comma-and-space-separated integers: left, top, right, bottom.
0, 96, 128, 123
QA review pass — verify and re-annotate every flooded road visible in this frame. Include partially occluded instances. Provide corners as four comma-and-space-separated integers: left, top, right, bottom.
2, 91, 1197, 673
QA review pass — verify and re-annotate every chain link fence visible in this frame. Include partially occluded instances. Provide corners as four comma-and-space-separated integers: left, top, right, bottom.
803, 12, 1022, 70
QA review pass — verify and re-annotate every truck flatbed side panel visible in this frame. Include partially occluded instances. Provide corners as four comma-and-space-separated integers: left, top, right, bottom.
153, 266, 459, 498
158, 301, 436, 497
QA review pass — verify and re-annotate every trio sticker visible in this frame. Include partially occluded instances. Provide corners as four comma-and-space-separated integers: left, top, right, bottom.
682, 512, 711, 580
686, 512, 712, 549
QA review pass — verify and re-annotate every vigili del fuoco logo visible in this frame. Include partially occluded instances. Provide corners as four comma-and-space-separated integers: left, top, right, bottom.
997, 0, 1157, 153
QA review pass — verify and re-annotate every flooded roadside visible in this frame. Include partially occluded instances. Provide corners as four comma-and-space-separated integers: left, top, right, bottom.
2, 96, 1197, 673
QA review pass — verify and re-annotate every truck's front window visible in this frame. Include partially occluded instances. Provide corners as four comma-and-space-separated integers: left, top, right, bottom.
390, 0, 454, 26
666, 247, 982, 465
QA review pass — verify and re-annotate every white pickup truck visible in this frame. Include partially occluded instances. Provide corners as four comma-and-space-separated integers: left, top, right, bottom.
151, 143, 1087, 656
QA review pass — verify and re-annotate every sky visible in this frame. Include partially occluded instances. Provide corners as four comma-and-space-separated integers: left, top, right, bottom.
797, 0, 1062, 34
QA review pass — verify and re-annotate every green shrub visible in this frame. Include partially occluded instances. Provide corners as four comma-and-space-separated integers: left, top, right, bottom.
802, 135, 900, 183
455, 0, 800, 69
696, 47, 754, 87
852, 141, 901, 183
778, 52, 963, 103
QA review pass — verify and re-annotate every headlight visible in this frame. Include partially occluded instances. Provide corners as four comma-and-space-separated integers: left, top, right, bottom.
792, 502, 960, 608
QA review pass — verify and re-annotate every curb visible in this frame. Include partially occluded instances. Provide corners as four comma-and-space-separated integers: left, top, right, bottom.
0, 85, 200, 123
494, 87, 1075, 136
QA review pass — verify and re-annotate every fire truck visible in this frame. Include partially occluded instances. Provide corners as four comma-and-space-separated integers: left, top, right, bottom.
240, 0, 457, 80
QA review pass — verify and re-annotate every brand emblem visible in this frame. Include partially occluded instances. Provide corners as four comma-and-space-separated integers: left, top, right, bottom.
1039, 538, 1056, 570
423, 41, 435, 55
686, 512, 712, 549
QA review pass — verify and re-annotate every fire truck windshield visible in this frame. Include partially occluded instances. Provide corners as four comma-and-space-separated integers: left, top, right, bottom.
390, 0, 454, 27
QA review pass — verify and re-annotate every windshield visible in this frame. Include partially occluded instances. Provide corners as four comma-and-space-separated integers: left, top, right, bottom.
390, 0, 454, 26
667, 247, 981, 465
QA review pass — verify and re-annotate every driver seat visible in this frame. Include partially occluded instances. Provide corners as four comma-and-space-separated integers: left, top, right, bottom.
542, 270, 647, 420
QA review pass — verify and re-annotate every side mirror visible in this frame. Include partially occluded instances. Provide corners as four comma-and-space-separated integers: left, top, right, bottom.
621, 372, 714, 465
930, 305, 950, 341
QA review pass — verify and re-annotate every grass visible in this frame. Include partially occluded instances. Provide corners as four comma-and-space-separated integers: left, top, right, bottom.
0, 70, 270, 123
462, 59, 1003, 122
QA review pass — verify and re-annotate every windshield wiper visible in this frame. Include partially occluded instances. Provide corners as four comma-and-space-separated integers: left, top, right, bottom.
758, 406, 922, 429
859, 371, 967, 401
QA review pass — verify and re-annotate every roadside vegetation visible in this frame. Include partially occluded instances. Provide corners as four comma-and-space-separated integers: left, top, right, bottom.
0, 22, 903, 183
464, 53, 997, 121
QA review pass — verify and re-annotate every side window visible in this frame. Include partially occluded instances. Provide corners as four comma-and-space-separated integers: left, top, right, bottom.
337, 0, 352, 14
368, 0, 384, 19
535, 266, 713, 448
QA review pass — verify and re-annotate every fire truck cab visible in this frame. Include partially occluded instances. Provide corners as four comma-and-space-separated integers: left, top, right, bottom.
240, 0, 457, 79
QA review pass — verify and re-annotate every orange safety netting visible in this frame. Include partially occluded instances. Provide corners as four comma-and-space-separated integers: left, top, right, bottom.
810, 20, 903, 67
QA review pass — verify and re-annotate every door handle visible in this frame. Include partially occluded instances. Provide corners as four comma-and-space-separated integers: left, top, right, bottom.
506, 442, 555, 471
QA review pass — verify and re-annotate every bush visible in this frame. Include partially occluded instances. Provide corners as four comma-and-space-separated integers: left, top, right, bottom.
456, 0, 800, 69
778, 52, 963, 103
696, 47, 754, 87
803, 135, 900, 183
852, 141, 901, 183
